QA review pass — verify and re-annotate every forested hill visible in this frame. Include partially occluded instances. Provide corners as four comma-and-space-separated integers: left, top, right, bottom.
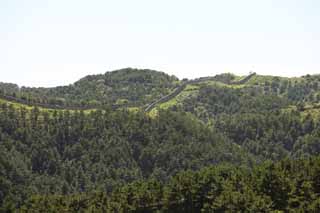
0, 68, 180, 108
1, 68, 320, 211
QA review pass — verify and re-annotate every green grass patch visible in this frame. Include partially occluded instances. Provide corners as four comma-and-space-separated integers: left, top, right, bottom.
0, 98, 95, 114
127, 107, 140, 113
194, 80, 245, 89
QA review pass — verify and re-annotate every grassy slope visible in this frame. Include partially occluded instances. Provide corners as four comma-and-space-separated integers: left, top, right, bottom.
0, 98, 96, 114
0, 98, 35, 110
148, 84, 199, 117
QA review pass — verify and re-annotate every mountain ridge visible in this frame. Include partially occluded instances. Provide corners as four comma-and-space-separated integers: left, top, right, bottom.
2, 68, 319, 112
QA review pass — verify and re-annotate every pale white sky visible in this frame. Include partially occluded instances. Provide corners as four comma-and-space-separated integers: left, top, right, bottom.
1, 0, 320, 87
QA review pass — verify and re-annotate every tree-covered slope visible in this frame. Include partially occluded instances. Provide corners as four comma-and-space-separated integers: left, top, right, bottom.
0, 104, 252, 209
1, 69, 320, 211
0, 68, 179, 108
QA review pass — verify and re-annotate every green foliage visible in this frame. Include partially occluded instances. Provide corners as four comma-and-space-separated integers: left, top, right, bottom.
0, 68, 179, 108
0, 104, 251, 210
18, 157, 320, 212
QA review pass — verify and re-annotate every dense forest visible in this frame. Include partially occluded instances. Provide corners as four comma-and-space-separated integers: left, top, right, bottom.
1, 68, 320, 212
18, 157, 320, 212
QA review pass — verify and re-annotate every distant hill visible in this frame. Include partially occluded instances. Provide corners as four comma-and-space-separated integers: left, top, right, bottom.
0, 68, 179, 108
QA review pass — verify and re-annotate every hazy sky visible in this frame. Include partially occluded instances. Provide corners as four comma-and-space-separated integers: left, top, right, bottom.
1, 0, 320, 87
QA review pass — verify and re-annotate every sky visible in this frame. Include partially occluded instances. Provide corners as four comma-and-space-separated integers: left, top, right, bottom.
1, 0, 320, 87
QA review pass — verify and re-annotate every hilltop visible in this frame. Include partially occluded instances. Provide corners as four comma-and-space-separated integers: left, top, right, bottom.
0, 68, 179, 109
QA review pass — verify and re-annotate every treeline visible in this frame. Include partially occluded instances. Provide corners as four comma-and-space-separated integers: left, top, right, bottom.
18, 157, 320, 212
